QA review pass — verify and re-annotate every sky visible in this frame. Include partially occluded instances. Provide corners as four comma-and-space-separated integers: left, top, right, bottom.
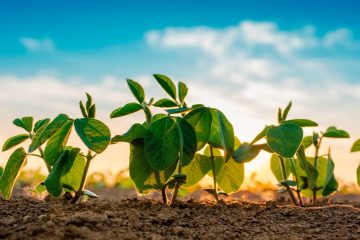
1, 0, 360, 186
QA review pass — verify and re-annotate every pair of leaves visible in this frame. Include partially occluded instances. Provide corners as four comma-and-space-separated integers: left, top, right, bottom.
323, 126, 350, 138
153, 74, 188, 104
13, 117, 33, 132
79, 93, 96, 118
144, 116, 197, 170
185, 107, 234, 160
0, 148, 27, 200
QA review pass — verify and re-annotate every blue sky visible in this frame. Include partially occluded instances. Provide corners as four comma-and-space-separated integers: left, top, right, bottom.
1, 1, 360, 184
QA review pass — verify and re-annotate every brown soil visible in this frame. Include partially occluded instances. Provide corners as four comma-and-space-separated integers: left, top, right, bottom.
1, 195, 360, 240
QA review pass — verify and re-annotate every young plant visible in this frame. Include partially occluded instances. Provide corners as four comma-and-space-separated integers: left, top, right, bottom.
300, 126, 349, 203
233, 102, 318, 206
0, 116, 52, 199
0, 93, 111, 202
111, 75, 197, 205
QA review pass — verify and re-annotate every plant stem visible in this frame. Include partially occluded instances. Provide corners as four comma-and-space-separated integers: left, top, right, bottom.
290, 158, 303, 207
72, 151, 92, 203
170, 162, 182, 206
279, 156, 298, 206
210, 146, 219, 202
38, 147, 52, 173
312, 136, 322, 204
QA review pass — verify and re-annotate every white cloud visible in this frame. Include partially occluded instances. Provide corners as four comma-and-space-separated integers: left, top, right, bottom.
20, 37, 56, 52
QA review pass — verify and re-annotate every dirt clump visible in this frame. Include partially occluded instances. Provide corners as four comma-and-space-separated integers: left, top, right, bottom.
1, 197, 360, 239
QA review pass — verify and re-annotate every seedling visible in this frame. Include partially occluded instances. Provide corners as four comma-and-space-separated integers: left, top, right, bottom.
300, 126, 349, 203
111, 75, 197, 205
0, 94, 111, 202
0, 116, 52, 199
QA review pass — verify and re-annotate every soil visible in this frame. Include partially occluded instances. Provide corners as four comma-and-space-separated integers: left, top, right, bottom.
1, 191, 360, 240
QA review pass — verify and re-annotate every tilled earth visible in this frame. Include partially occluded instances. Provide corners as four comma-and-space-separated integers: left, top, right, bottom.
1, 195, 360, 240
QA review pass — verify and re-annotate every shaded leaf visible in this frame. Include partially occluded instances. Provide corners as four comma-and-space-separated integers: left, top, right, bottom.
351, 139, 360, 152
270, 154, 292, 182
61, 154, 86, 192
44, 120, 73, 166
111, 123, 147, 144
175, 117, 197, 167
323, 126, 350, 138
153, 98, 178, 108
302, 136, 313, 149
232, 142, 265, 163
29, 114, 69, 152
2, 134, 29, 152
182, 154, 212, 187
13, 117, 33, 132
178, 81, 188, 104
144, 117, 180, 170
34, 118, 50, 133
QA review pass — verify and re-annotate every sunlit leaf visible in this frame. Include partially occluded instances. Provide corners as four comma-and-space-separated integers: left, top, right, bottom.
282, 119, 318, 127
351, 139, 360, 152
175, 117, 197, 166
110, 102, 143, 118
111, 123, 147, 144
184, 107, 212, 149
153, 74, 177, 100
0, 148, 27, 199
127, 78, 145, 103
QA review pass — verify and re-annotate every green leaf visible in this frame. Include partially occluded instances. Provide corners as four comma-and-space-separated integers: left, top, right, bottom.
296, 146, 318, 190
208, 109, 235, 160
144, 117, 180, 170
270, 154, 291, 182
61, 154, 86, 191
165, 107, 190, 115
34, 118, 51, 133
0, 148, 27, 199
0, 167, 3, 178
111, 123, 147, 144
182, 154, 212, 187
2, 134, 29, 152
86, 93, 93, 109
175, 117, 197, 167
88, 104, 96, 118
302, 136, 313, 149
215, 157, 244, 193
45, 148, 80, 197
110, 102, 143, 118
79, 101, 88, 118
351, 139, 360, 152
184, 107, 212, 150
13, 117, 33, 132
282, 119, 318, 127
29, 114, 69, 153
153, 98, 178, 108
281, 179, 297, 187
232, 142, 264, 163
44, 120, 73, 166
74, 118, 111, 154
129, 139, 176, 192
153, 74, 177, 100
127, 79, 145, 103
323, 126, 350, 138
178, 81, 188, 104
266, 123, 303, 158
282, 101, 292, 120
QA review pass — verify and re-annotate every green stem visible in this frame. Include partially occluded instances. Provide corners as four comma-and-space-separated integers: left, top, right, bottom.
170, 162, 182, 206
210, 146, 219, 202
312, 137, 322, 204
290, 158, 303, 207
72, 151, 93, 203
38, 147, 51, 173
279, 156, 298, 206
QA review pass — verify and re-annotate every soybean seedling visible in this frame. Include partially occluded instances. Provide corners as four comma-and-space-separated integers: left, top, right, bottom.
300, 126, 349, 203
111, 75, 198, 205
0, 117, 52, 199
11, 93, 111, 203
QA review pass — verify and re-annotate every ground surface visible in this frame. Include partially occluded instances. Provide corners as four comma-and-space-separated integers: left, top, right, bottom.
1, 191, 360, 240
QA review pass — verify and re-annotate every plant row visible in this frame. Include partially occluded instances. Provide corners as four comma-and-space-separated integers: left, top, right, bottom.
0, 74, 359, 206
